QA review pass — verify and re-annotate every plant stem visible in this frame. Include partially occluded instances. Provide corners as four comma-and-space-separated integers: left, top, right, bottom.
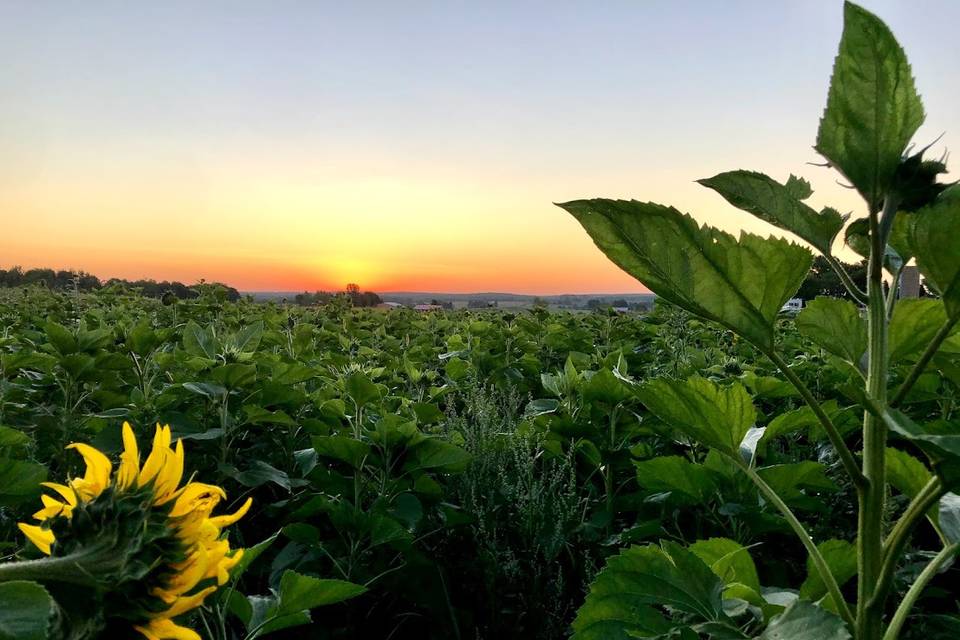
891, 317, 959, 406
858, 197, 895, 639
882, 543, 960, 640
0, 552, 101, 587
765, 349, 865, 490
825, 254, 869, 305
735, 458, 856, 629
869, 476, 945, 612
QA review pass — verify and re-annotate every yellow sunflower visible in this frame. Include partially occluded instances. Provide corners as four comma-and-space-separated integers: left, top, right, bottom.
16, 422, 251, 640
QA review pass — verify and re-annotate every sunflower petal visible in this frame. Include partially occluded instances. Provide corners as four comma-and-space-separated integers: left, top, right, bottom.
41, 482, 78, 506
209, 497, 252, 530
117, 421, 141, 490
135, 618, 202, 640
66, 443, 112, 497
18, 523, 55, 555
153, 439, 185, 505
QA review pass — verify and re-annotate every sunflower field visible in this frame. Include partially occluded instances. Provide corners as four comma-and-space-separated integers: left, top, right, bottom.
2, 2, 959, 639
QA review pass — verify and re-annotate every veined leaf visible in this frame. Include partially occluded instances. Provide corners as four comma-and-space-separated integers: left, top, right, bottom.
885, 447, 933, 500
796, 297, 866, 366
815, 1, 924, 209
759, 599, 851, 640
634, 456, 714, 504
906, 190, 960, 318
556, 199, 812, 349
0, 581, 55, 640
698, 171, 843, 255
889, 299, 953, 363
689, 537, 761, 593
799, 539, 857, 602
571, 541, 728, 639
637, 376, 756, 456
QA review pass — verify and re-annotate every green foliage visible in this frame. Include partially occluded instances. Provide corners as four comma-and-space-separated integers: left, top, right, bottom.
560, 3, 957, 639
0, 581, 55, 640
698, 171, 844, 255
556, 199, 811, 349
816, 1, 924, 209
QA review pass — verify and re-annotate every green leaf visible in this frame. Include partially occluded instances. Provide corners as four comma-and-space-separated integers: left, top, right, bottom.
637, 376, 756, 456
796, 297, 866, 366
757, 461, 837, 505
759, 599, 851, 640
889, 299, 952, 363
571, 541, 728, 639
0, 459, 47, 507
885, 447, 932, 500
907, 194, 960, 317
689, 537, 761, 593
44, 322, 76, 356
815, 1, 924, 209
799, 539, 858, 602
228, 531, 279, 584
182, 321, 220, 359
210, 363, 257, 389
583, 368, 630, 405
634, 456, 714, 504
556, 199, 812, 349
345, 372, 380, 407
407, 438, 471, 472
698, 171, 843, 255
883, 409, 960, 459
0, 581, 55, 640
313, 435, 370, 468
276, 571, 367, 616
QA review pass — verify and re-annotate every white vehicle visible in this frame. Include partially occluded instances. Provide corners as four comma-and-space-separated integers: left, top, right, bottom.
780, 298, 803, 314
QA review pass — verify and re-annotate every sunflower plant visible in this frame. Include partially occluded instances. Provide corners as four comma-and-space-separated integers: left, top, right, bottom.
0, 423, 251, 640
561, 2, 959, 638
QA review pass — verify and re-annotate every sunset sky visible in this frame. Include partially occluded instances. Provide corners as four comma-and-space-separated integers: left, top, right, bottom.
2, 1, 958, 294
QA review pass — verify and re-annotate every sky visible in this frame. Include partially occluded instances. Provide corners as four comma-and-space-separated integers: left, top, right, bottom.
1, 1, 958, 294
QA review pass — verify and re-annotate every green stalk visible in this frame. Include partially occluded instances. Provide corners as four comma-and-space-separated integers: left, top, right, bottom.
734, 458, 855, 629
857, 197, 896, 639
882, 543, 960, 640
825, 254, 869, 305
0, 547, 112, 587
765, 349, 865, 490
869, 476, 945, 611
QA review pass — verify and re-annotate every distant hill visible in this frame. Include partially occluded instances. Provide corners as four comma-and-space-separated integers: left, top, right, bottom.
246, 290, 656, 310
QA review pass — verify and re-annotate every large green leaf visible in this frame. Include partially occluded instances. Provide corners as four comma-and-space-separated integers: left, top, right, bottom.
799, 539, 858, 602
698, 171, 843, 255
885, 447, 932, 500
796, 298, 866, 366
882, 410, 960, 485
276, 571, 367, 615
906, 191, 960, 317
689, 537, 760, 593
759, 599, 851, 640
571, 541, 728, 639
556, 199, 811, 349
889, 299, 953, 363
815, 1, 924, 209
182, 321, 220, 359
0, 581, 55, 640
0, 458, 47, 507
634, 456, 714, 504
637, 376, 756, 456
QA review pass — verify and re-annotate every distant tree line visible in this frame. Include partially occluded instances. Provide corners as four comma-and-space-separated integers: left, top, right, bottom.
797, 256, 930, 301
294, 283, 382, 307
0, 266, 240, 301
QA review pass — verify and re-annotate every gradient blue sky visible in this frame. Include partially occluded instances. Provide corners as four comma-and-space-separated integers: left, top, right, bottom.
1, 1, 957, 293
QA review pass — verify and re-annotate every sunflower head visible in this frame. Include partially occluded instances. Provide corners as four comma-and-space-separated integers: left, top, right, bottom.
17, 423, 251, 640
